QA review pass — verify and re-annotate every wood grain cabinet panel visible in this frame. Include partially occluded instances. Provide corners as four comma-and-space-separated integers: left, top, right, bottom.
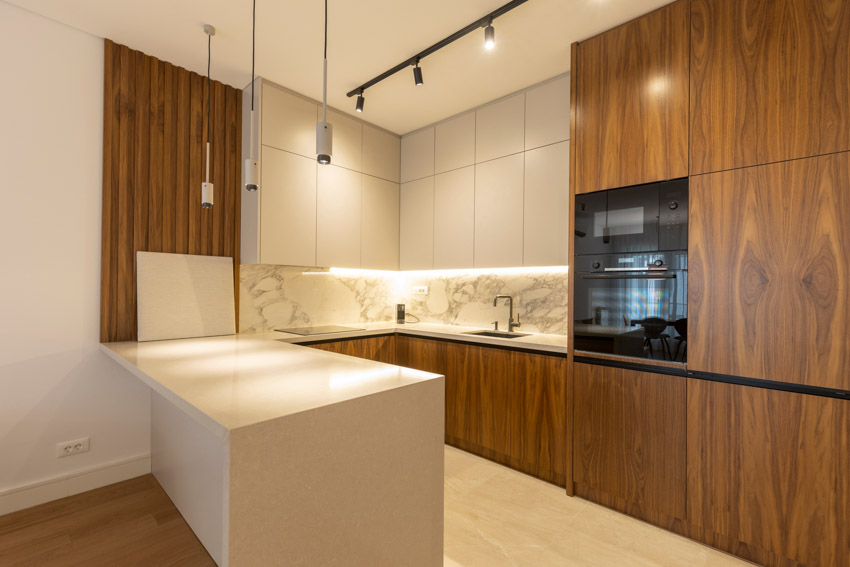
446, 343, 514, 457
573, 363, 687, 531
687, 380, 849, 567
306, 336, 396, 365
690, 0, 850, 174
575, 0, 689, 193
395, 336, 447, 376
689, 153, 850, 390
512, 353, 566, 486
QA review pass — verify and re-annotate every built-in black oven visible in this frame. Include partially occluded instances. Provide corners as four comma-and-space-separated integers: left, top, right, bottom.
573, 179, 688, 361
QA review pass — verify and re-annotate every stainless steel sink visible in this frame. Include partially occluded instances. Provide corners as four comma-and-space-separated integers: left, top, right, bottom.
463, 330, 529, 339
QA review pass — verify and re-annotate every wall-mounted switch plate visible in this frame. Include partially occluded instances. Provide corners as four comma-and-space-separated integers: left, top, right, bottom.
413, 286, 429, 295
56, 437, 90, 458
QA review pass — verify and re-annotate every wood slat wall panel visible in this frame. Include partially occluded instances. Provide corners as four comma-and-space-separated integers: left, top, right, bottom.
100, 40, 241, 342
689, 0, 850, 175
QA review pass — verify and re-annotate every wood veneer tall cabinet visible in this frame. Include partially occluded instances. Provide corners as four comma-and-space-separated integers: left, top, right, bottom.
687, 380, 849, 567
689, 152, 850, 391
689, 0, 850, 175
572, 363, 687, 531
573, 0, 689, 194
241, 79, 401, 269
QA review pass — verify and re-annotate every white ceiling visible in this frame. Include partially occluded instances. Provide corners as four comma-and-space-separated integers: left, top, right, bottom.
6, 0, 670, 134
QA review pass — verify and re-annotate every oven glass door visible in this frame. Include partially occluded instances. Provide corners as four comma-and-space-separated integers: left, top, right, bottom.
574, 183, 660, 256
574, 268, 687, 361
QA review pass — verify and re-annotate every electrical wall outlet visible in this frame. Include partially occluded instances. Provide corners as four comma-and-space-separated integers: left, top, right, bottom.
56, 437, 90, 458
413, 286, 429, 295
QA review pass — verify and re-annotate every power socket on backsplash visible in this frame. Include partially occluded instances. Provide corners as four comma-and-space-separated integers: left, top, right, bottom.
412, 286, 429, 295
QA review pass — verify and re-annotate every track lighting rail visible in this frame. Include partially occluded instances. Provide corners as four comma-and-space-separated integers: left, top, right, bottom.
345, 0, 528, 99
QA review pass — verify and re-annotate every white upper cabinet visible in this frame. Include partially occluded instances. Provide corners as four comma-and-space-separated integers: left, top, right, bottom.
259, 146, 317, 266
475, 93, 525, 163
361, 175, 400, 270
317, 165, 361, 268
362, 125, 400, 182
245, 79, 400, 269
525, 76, 570, 150
399, 177, 434, 270
524, 141, 570, 266
435, 112, 475, 174
326, 109, 362, 172
434, 166, 475, 269
400, 127, 435, 183
474, 154, 524, 268
261, 83, 318, 158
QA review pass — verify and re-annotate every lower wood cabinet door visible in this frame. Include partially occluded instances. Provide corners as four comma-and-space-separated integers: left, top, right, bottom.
687, 379, 849, 567
573, 362, 687, 531
445, 342, 514, 458
512, 352, 566, 486
306, 336, 396, 365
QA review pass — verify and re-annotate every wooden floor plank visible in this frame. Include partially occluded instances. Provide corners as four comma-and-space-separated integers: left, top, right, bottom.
0, 475, 214, 567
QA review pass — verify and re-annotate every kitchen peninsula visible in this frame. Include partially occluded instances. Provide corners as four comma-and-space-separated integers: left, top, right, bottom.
102, 333, 444, 567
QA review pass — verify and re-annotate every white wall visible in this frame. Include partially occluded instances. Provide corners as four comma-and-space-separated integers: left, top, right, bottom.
0, 2, 151, 511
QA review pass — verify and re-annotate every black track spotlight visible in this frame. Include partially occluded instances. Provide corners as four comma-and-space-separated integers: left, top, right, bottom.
484, 21, 495, 50
355, 91, 365, 113
413, 59, 424, 86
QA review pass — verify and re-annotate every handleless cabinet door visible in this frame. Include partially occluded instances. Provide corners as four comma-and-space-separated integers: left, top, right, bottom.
259, 146, 317, 266
690, 0, 850, 174
326, 109, 362, 172
434, 166, 474, 269
400, 127, 435, 183
689, 152, 850, 390
474, 154, 524, 268
475, 93, 525, 163
362, 125, 400, 183
524, 141, 569, 266
573, 362, 687, 530
575, 0, 689, 193
317, 165, 361, 268
399, 177, 434, 270
361, 175, 399, 270
687, 379, 849, 567
525, 76, 570, 151
435, 112, 475, 174
261, 83, 319, 158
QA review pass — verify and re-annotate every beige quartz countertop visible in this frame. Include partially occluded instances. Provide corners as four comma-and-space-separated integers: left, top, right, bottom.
101, 333, 441, 440
271, 321, 568, 354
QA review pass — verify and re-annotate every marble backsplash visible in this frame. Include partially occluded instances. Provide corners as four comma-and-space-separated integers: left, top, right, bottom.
239, 265, 569, 335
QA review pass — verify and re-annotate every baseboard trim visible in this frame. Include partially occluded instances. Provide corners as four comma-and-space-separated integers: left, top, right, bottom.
0, 453, 151, 516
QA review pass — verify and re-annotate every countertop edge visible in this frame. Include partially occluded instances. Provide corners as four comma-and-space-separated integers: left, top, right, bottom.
100, 343, 231, 441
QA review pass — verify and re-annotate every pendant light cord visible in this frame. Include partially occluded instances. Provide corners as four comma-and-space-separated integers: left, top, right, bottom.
251, 0, 256, 112
204, 30, 211, 184
322, 0, 327, 122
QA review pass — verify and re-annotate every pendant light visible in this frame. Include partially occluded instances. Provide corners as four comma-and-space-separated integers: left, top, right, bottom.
244, 0, 259, 191
316, 0, 333, 165
201, 24, 215, 209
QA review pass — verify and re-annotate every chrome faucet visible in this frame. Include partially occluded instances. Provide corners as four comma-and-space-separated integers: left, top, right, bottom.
493, 295, 521, 333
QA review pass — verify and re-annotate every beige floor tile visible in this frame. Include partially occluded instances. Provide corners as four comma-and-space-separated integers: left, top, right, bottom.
443, 445, 753, 567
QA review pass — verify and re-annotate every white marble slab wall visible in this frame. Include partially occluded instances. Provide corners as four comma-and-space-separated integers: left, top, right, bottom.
240, 265, 568, 335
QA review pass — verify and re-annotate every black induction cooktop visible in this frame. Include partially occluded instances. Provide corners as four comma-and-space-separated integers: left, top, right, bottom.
276, 325, 365, 336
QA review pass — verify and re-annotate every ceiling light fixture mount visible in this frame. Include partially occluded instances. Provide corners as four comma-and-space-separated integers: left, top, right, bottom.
484, 19, 496, 50
413, 58, 424, 86
345, 0, 527, 108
